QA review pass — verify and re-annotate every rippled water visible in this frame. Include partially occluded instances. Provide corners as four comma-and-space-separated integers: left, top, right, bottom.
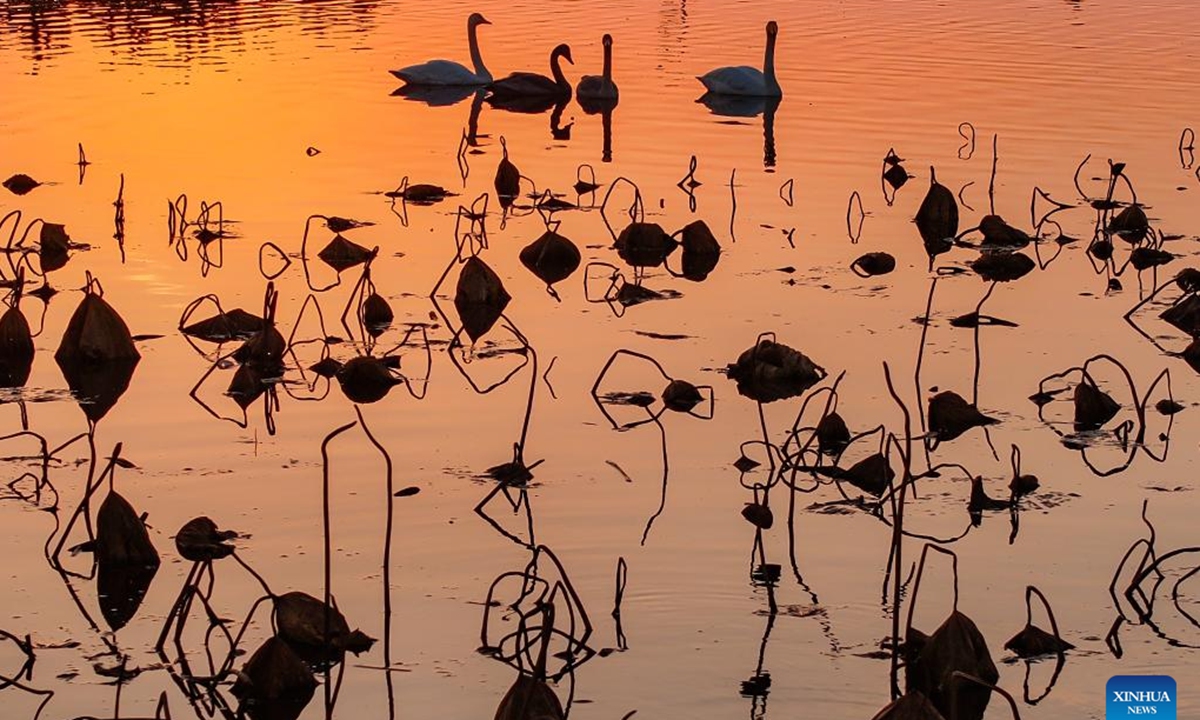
1, 1, 1200, 718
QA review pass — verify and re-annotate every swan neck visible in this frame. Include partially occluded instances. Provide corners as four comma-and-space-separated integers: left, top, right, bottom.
602, 43, 612, 81
468, 21, 489, 80
551, 50, 568, 89
763, 31, 778, 89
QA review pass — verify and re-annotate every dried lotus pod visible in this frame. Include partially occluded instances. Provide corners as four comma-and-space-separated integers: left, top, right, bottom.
1108, 204, 1149, 243
0, 304, 34, 387
915, 168, 958, 247
454, 256, 511, 342
726, 337, 825, 404
816, 412, 850, 456
336, 356, 401, 404
95, 491, 160, 631
233, 326, 286, 375
661, 379, 703, 413
1130, 247, 1173, 271
317, 234, 373, 272
615, 222, 677, 268
969, 252, 1034, 283
520, 231, 582, 288
978, 215, 1032, 249
182, 308, 264, 342
273, 591, 376, 659
362, 293, 393, 332
3, 174, 39, 195
906, 611, 999, 720
175, 516, 237, 562
741, 502, 773, 529
1004, 586, 1074, 659
852, 252, 896, 277
55, 283, 140, 364
1073, 378, 1120, 430
39, 223, 72, 273
842, 453, 893, 497
676, 219, 722, 281
927, 391, 997, 442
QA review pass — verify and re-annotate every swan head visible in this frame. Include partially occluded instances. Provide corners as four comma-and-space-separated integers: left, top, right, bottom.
552, 43, 574, 65
602, 34, 613, 48
766, 20, 778, 37
468, 12, 491, 27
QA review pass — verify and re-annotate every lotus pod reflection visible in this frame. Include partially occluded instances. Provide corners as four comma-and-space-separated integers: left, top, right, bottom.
95, 491, 160, 630
915, 169, 958, 249
493, 674, 565, 720
615, 222, 677, 268
39, 222, 72, 273
520, 230, 582, 288
336, 356, 402, 404
0, 304, 34, 387
970, 252, 1034, 283
455, 256, 511, 342
231, 637, 318, 720
872, 691, 946, 720
677, 219, 721, 281
317, 234, 373, 272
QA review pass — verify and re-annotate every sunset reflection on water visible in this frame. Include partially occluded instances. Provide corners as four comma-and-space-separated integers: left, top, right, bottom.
1, 0, 1199, 718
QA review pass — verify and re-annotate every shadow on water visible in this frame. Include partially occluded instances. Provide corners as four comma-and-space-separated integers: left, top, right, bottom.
697, 95, 779, 168
591, 348, 713, 544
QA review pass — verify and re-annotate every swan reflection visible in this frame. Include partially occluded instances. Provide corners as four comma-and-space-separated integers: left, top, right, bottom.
697, 94, 780, 167
390, 83, 478, 107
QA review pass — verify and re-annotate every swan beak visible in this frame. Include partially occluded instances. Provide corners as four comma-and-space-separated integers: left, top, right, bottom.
565, 49, 574, 65
479, 15, 492, 25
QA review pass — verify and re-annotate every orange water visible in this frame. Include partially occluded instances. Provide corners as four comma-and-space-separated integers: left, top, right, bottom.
1, 1, 1199, 717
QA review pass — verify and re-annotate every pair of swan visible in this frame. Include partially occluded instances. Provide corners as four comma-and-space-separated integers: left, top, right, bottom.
389, 16, 779, 100
391, 17, 618, 108
488, 35, 619, 114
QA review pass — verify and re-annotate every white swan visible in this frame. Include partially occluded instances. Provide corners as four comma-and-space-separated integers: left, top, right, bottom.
697, 21, 781, 97
576, 34, 619, 101
390, 13, 492, 86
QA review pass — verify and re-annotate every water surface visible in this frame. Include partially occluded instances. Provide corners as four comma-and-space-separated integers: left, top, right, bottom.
1, 1, 1199, 718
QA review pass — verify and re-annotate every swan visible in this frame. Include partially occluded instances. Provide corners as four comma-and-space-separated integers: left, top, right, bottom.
576, 34, 619, 105
697, 21, 781, 97
390, 13, 492, 86
488, 43, 573, 100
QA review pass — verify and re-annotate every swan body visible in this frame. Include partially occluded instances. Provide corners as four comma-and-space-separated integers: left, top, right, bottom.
390, 13, 492, 86
697, 21, 781, 97
576, 34, 618, 102
488, 43, 573, 99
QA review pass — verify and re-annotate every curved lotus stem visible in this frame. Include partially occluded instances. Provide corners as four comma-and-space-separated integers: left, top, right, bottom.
949, 671, 1022, 719
904, 543, 960, 638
